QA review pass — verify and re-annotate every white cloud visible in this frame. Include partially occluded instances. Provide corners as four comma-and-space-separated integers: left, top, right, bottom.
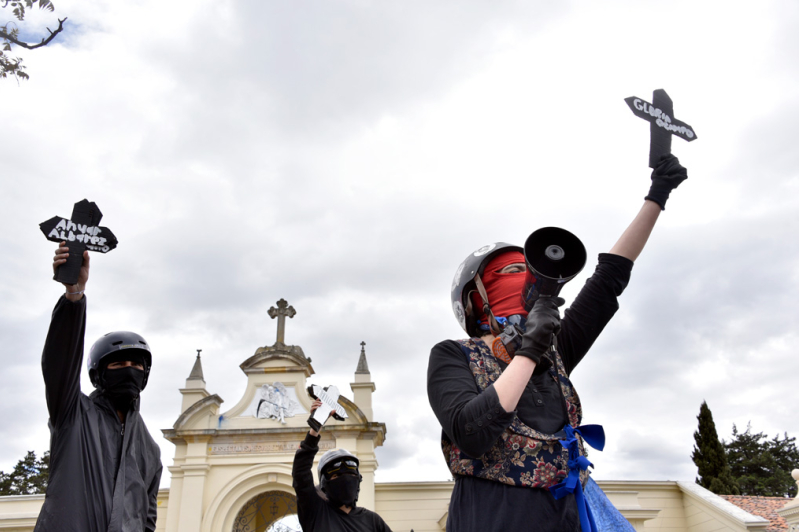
2, 0, 798, 494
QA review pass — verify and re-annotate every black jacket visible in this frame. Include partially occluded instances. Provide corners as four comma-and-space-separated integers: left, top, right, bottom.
292, 432, 392, 532
35, 296, 162, 532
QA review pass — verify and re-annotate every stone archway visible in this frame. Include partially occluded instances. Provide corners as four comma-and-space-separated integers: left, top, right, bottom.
232, 490, 299, 532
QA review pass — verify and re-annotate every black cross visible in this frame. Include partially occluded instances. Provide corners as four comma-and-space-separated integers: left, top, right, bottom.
39, 199, 118, 285
268, 299, 296, 346
625, 89, 697, 168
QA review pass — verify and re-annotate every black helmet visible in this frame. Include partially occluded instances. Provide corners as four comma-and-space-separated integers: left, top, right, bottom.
451, 242, 523, 337
87, 331, 152, 390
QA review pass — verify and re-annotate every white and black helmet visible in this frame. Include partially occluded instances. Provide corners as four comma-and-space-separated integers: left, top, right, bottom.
318, 448, 361, 490
451, 242, 522, 337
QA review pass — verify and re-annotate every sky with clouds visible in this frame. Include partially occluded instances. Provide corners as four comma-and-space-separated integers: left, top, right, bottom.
2, 0, 798, 489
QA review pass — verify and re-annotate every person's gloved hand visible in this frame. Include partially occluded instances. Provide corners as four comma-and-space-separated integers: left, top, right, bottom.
646, 153, 688, 210
514, 296, 565, 364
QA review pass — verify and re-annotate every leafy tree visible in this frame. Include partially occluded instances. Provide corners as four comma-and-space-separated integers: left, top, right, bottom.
691, 401, 739, 495
0, 450, 50, 495
1, 0, 67, 80
725, 423, 799, 498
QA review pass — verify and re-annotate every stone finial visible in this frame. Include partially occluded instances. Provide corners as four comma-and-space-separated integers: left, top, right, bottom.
268, 299, 296, 347
792, 469, 799, 500
356, 341, 370, 374
188, 349, 205, 382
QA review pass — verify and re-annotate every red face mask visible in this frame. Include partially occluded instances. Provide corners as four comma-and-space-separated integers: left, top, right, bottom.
471, 251, 527, 326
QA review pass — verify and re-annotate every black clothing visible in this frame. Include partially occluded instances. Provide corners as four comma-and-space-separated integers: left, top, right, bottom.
427, 253, 633, 532
515, 296, 566, 364
103, 367, 145, 411
293, 432, 392, 532
35, 296, 162, 532
646, 153, 688, 210
325, 475, 361, 508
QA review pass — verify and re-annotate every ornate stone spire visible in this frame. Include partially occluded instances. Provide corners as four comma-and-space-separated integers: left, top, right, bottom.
181, 349, 210, 413
351, 341, 375, 421
188, 349, 205, 382
356, 341, 370, 374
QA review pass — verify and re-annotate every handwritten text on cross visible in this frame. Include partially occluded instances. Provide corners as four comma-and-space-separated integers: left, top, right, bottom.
625, 89, 697, 168
307, 384, 348, 432
40, 199, 118, 285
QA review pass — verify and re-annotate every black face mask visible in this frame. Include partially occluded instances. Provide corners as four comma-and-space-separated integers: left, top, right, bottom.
101, 367, 145, 410
324, 474, 360, 508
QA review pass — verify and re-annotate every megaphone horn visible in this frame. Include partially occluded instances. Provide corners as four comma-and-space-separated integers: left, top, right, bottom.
521, 227, 587, 312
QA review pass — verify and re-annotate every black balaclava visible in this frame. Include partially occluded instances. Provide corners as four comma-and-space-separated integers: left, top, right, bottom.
324, 474, 360, 508
100, 351, 146, 411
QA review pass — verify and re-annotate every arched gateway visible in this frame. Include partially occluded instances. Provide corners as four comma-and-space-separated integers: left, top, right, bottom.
232, 490, 297, 532
160, 299, 386, 532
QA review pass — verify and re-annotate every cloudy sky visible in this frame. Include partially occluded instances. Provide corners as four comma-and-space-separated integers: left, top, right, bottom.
2, 0, 798, 489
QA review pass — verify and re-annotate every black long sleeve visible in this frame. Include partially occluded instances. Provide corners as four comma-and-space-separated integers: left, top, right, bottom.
292, 432, 392, 532
146, 462, 162, 532
293, 431, 323, 530
558, 253, 633, 375
427, 340, 516, 457
41, 295, 86, 428
428, 253, 633, 458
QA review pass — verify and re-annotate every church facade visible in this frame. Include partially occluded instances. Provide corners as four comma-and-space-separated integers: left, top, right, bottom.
159, 298, 395, 531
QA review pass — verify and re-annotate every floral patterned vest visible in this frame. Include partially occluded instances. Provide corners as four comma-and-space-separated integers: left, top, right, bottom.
441, 338, 589, 489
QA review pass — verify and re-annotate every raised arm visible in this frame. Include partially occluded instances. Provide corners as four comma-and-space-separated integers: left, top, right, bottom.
42, 242, 91, 425
608, 201, 661, 262
610, 154, 688, 262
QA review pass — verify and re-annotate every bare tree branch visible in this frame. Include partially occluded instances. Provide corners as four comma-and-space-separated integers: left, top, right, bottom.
0, 15, 65, 49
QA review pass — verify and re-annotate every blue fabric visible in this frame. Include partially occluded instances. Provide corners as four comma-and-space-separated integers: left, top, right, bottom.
584, 477, 637, 532
549, 425, 605, 532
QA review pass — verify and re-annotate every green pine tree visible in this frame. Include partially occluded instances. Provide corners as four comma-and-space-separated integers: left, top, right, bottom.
691, 401, 739, 495
0, 450, 50, 495
726, 423, 799, 497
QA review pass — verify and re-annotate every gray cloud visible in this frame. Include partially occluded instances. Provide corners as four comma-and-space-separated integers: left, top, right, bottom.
2, 0, 799, 491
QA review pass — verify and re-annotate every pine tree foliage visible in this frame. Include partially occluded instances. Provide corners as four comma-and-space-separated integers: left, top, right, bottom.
0, 450, 50, 495
691, 401, 739, 495
725, 423, 799, 498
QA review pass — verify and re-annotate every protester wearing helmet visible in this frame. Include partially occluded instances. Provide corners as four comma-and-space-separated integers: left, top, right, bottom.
427, 155, 688, 532
35, 242, 162, 532
292, 399, 392, 531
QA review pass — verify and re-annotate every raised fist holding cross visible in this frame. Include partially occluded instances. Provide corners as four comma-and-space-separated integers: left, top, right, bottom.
41, 199, 118, 297
307, 384, 348, 433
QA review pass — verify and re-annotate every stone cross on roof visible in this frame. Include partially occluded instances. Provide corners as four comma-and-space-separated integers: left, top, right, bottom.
268, 299, 296, 347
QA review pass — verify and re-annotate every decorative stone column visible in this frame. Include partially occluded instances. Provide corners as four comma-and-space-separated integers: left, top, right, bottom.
778, 469, 799, 531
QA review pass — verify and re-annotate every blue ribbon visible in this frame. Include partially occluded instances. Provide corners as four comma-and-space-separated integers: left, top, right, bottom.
549, 424, 606, 532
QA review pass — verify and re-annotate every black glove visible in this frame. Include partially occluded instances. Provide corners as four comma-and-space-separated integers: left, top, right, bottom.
514, 296, 565, 364
646, 153, 688, 210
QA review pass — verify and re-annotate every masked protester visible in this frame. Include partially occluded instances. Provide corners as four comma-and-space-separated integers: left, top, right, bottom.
292, 400, 392, 532
427, 155, 688, 532
35, 242, 162, 532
